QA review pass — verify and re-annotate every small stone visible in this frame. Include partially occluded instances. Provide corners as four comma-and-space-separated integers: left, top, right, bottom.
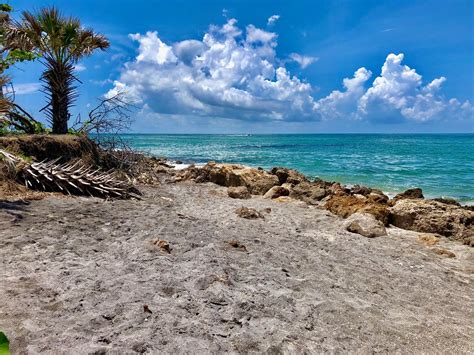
264, 186, 289, 199
228, 186, 251, 199
227, 240, 248, 252
235, 207, 264, 219
433, 248, 456, 258
151, 239, 171, 253
417, 234, 440, 246
344, 212, 387, 238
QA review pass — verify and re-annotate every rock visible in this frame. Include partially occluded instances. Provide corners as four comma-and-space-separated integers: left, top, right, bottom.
151, 239, 171, 253
325, 194, 390, 225
227, 240, 248, 252
392, 188, 424, 202
417, 234, 440, 246
432, 197, 461, 206
328, 182, 350, 195
289, 182, 328, 205
389, 199, 474, 245
228, 186, 251, 199
264, 186, 290, 199
313, 178, 336, 189
269, 167, 308, 185
181, 163, 278, 195
274, 196, 296, 203
433, 248, 456, 258
344, 212, 387, 238
351, 184, 372, 196
367, 192, 389, 204
235, 207, 264, 219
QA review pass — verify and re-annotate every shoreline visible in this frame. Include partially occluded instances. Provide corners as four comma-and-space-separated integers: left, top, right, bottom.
165, 159, 474, 206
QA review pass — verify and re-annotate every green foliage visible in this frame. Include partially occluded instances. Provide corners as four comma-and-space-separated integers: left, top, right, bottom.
1, 3, 38, 73
67, 127, 87, 136
0, 49, 39, 72
0, 120, 8, 136
32, 120, 46, 133
0, 331, 9, 355
0, 4, 12, 12
7, 7, 110, 133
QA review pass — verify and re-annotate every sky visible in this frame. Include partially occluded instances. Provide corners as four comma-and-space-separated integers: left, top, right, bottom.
6, 0, 474, 133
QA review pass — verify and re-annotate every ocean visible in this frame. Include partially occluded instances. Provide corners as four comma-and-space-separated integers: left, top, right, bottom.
118, 133, 474, 204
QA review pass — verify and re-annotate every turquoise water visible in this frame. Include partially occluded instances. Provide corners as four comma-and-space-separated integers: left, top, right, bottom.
118, 134, 474, 203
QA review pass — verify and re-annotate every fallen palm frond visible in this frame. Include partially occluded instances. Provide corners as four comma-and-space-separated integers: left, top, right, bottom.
0, 148, 141, 199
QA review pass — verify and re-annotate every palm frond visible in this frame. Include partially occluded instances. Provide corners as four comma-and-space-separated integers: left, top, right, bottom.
6, 7, 110, 133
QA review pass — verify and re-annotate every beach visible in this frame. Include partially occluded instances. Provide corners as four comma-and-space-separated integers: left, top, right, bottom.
1, 0, 472, 353
119, 133, 474, 204
1, 165, 473, 353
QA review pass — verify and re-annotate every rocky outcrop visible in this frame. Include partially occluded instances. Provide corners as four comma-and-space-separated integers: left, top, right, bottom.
325, 194, 390, 225
177, 161, 472, 247
389, 199, 474, 246
179, 162, 279, 195
392, 188, 424, 202
228, 186, 251, 199
432, 197, 460, 206
269, 167, 308, 185
289, 182, 328, 205
264, 186, 289, 199
344, 213, 387, 238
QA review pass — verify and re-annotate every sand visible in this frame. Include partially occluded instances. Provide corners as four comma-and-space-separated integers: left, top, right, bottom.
1, 179, 473, 354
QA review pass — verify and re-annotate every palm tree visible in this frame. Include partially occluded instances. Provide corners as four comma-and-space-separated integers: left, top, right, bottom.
6, 7, 109, 133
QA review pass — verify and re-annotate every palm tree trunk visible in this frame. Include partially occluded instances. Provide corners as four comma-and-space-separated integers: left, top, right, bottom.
42, 60, 75, 134
51, 89, 69, 134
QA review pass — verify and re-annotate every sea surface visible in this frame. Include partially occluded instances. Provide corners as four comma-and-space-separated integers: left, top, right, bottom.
118, 134, 474, 204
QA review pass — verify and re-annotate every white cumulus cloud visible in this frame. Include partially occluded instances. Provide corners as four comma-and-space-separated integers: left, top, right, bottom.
316, 67, 372, 120
289, 53, 318, 69
73, 64, 87, 72
5, 82, 42, 95
267, 15, 280, 26
108, 19, 318, 121
108, 18, 472, 126
317, 53, 473, 122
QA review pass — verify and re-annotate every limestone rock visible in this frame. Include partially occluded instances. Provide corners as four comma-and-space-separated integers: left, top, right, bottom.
432, 197, 460, 206
235, 207, 264, 219
351, 185, 372, 196
228, 186, 251, 199
344, 213, 387, 238
289, 182, 328, 205
433, 248, 456, 258
417, 234, 440, 246
180, 163, 279, 195
325, 194, 390, 225
389, 199, 474, 245
264, 186, 290, 199
269, 167, 308, 185
393, 188, 424, 202
367, 192, 389, 204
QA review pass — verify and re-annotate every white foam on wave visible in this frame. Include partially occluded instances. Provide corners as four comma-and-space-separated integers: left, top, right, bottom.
169, 161, 205, 170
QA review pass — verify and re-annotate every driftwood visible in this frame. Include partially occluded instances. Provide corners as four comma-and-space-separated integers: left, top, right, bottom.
0, 148, 141, 199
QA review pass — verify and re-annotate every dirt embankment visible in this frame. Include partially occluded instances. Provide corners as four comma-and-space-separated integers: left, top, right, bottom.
0, 134, 101, 164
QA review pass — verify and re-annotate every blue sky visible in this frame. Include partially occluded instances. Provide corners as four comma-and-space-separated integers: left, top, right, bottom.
7, 0, 474, 133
